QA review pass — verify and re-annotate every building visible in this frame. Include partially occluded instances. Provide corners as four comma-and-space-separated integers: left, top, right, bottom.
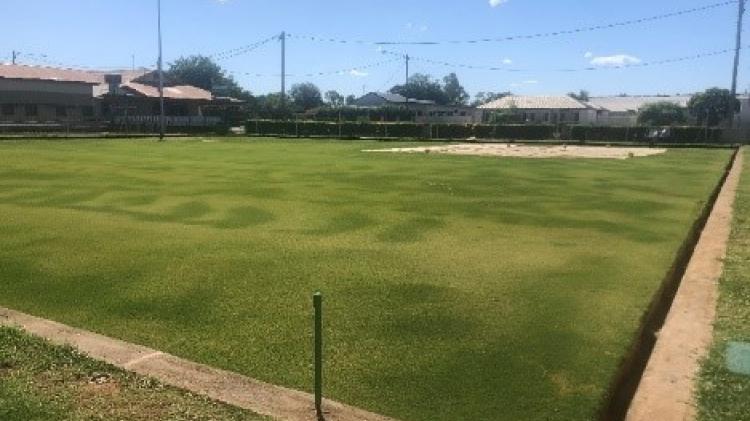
0, 64, 100, 123
586, 95, 693, 126
98, 70, 236, 128
0, 64, 242, 128
478, 95, 598, 124
351, 92, 481, 124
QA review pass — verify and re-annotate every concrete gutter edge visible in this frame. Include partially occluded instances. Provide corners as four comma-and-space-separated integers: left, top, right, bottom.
0, 307, 397, 421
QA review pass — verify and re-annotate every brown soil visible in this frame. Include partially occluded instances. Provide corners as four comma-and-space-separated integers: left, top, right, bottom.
625, 149, 744, 421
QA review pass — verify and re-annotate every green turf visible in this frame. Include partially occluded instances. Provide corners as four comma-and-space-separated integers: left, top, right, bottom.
698, 148, 750, 421
0, 327, 267, 420
0, 138, 732, 421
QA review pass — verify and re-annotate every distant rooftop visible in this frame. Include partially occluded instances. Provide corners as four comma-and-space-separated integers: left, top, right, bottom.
586, 95, 692, 113
121, 82, 213, 101
0, 64, 100, 84
479, 95, 587, 110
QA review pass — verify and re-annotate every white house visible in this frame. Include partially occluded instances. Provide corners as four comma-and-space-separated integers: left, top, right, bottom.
478, 95, 598, 124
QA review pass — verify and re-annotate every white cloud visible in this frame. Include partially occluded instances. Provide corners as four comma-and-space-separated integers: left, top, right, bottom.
502, 58, 513, 65
584, 51, 593, 59
589, 54, 641, 66
349, 69, 368, 77
522, 80, 538, 84
489, 0, 509, 7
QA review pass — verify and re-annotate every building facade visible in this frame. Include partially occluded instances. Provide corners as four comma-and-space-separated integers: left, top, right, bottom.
0, 65, 99, 123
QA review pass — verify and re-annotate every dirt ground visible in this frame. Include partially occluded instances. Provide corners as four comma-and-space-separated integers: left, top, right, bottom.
365, 143, 667, 159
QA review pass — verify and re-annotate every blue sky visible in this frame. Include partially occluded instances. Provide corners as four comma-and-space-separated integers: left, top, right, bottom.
1, 0, 747, 98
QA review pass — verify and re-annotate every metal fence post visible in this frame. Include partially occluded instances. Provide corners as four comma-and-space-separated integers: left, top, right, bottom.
313, 292, 324, 420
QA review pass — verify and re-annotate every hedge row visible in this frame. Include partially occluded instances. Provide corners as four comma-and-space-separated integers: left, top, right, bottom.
245, 120, 555, 140
246, 120, 728, 143
569, 126, 723, 143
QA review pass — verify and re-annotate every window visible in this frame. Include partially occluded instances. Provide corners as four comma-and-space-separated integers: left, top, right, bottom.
543, 113, 550, 122
56, 106, 68, 118
81, 106, 94, 117
573, 112, 580, 122
1, 104, 13, 116
25, 104, 38, 117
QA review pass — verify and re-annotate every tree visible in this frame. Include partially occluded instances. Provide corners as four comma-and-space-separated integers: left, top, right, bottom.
390, 73, 449, 105
688, 88, 740, 127
568, 90, 590, 102
637, 102, 687, 126
442, 73, 469, 105
345, 95, 357, 106
472, 91, 512, 106
290, 82, 324, 111
324, 90, 345, 108
167, 55, 252, 100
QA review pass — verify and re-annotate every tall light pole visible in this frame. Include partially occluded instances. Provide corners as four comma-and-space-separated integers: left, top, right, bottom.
730, 0, 746, 127
157, 0, 166, 141
280, 31, 286, 107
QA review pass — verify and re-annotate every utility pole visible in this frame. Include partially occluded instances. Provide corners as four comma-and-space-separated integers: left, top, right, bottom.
405, 53, 410, 84
12, 50, 19, 65
730, 0, 746, 127
280, 31, 286, 106
405, 53, 410, 108
157, 0, 166, 141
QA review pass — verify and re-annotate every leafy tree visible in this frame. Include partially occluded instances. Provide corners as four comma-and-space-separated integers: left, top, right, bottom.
442, 73, 469, 105
688, 88, 740, 127
637, 102, 687, 126
248, 93, 293, 120
324, 90, 345, 108
345, 95, 357, 106
472, 91, 512, 106
290, 82, 324, 111
167, 55, 252, 100
568, 90, 590, 102
390, 73, 449, 105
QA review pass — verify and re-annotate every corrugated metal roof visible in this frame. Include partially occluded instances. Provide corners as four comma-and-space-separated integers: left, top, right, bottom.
373, 92, 436, 105
479, 95, 588, 110
121, 82, 213, 100
587, 96, 691, 113
0, 64, 100, 84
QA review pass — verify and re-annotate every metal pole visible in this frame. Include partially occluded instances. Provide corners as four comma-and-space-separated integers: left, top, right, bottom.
157, 0, 166, 141
313, 292, 324, 420
12, 51, 18, 65
281, 31, 286, 108
405, 54, 410, 84
730, 0, 746, 127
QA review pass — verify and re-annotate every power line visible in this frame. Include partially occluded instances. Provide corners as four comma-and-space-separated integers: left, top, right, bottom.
209, 35, 278, 61
392, 46, 742, 74
288, 1, 736, 45
230, 57, 400, 78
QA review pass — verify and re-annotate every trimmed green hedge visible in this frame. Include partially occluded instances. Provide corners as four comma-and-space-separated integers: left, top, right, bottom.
246, 120, 555, 140
246, 120, 727, 143
570, 126, 723, 143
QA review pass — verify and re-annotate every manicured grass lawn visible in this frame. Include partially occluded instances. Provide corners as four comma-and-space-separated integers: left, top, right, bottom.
698, 148, 750, 421
0, 138, 732, 421
0, 327, 266, 420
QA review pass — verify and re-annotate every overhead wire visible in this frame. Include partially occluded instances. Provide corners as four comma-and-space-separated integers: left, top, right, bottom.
287, 1, 737, 45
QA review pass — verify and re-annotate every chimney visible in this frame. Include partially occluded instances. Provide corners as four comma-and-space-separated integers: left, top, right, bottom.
104, 74, 123, 95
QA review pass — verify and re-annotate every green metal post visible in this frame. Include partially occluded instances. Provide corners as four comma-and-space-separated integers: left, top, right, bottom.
313, 292, 324, 420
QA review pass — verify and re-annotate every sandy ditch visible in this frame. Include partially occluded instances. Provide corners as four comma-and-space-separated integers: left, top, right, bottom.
364, 143, 667, 159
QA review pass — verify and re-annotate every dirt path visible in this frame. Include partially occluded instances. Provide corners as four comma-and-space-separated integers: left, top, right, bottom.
626, 149, 744, 421
365, 144, 667, 159
0, 307, 397, 421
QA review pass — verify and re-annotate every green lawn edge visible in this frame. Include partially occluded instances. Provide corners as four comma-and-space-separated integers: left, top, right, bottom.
697, 148, 750, 421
